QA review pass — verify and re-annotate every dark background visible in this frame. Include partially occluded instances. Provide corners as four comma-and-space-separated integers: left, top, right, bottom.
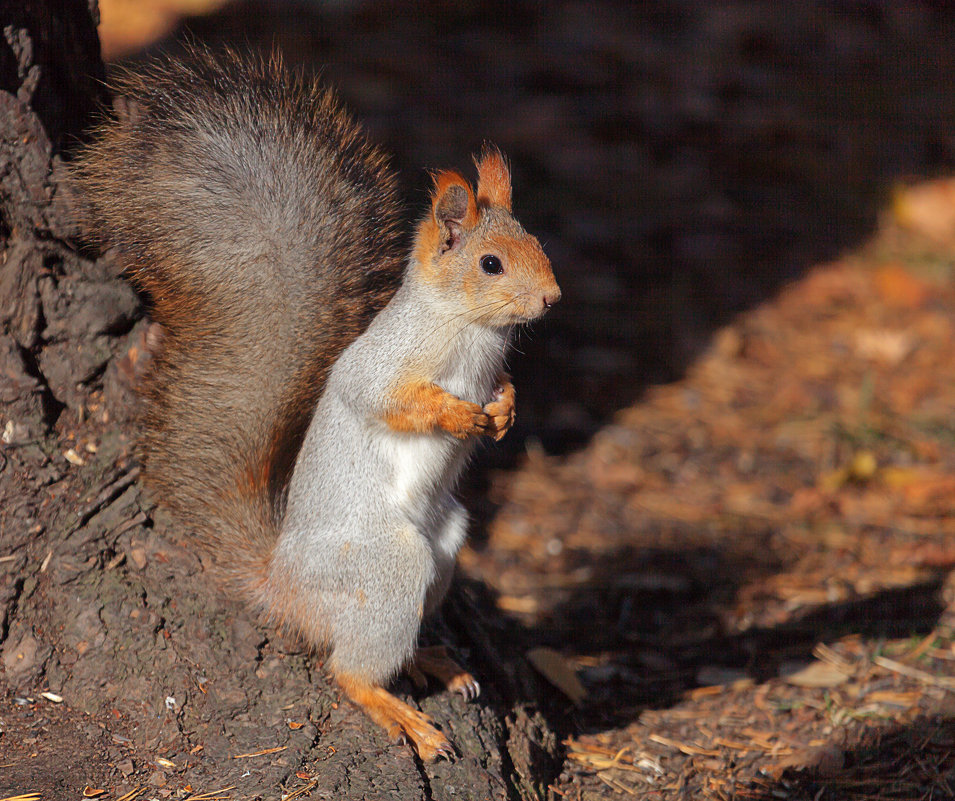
117, 0, 955, 454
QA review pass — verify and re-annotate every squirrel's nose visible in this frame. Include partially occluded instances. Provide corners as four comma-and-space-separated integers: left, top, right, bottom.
542, 287, 561, 310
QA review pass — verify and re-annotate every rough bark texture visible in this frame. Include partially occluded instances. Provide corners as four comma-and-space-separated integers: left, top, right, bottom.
0, 3, 560, 798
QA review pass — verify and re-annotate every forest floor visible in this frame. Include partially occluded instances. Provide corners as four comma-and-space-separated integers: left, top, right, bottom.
459, 185, 955, 800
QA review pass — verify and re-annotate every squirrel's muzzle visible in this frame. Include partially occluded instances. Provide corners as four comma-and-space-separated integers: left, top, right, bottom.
542, 285, 561, 311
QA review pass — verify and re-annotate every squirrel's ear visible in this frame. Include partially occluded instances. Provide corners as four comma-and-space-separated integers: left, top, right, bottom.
475, 147, 512, 212
431, 170, 478, 252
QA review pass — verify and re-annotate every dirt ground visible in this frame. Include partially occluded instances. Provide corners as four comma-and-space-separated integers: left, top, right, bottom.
466, 205, 955, 798
6, 1, 955, 799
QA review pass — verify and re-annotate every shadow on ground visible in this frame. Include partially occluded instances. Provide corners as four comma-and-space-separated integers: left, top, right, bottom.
748, 710, 955, 800
549, 556, 944, 733
137, 0, 955, 455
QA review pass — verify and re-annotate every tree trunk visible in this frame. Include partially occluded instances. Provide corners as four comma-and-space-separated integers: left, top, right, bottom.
0, 3, 559, 798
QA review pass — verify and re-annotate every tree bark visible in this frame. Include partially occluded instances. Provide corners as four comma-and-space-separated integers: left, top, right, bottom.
0, 3, 559, 798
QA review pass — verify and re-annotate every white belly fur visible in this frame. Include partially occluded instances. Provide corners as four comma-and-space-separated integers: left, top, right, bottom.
384, 426, 470, 524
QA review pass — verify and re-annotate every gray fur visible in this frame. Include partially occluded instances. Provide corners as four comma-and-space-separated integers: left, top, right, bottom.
70, 48, 404, 590
272, 274, 508, 683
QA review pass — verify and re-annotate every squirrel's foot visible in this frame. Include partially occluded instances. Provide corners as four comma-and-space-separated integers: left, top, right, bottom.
410, 645, 481, 701
337, 673, 455, 761
483, 377, 516, 442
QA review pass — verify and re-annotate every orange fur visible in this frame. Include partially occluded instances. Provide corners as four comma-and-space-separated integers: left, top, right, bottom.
384, 380, 488, 438
475, 148, 512, 211
432, 170, 479, 228
336, 672, 453, 760
411, 217, 443, 280
483, 374, 516, 441
482, 232, 558, 319
458, 261, 485, 307
412, 170, 479, 276
492, 234, 551, 282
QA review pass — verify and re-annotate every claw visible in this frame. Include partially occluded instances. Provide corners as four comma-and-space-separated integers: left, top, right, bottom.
483, 376, 516, 441
412, 645, 480, 703
436, 742, 456, 760
450, 674, 480, 701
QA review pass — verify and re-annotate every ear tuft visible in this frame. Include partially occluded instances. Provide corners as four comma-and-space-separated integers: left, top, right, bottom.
431, 170, 478, 251
475, 146, 512, 211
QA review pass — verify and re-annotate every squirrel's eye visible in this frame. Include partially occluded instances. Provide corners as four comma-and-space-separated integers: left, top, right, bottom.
480, 254, 503, 275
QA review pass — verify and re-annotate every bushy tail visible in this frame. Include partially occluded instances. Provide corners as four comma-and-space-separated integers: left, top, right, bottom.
71, 46, 404, 595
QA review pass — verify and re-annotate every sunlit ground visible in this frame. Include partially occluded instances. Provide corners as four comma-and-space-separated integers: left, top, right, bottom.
97, 0, 230, 59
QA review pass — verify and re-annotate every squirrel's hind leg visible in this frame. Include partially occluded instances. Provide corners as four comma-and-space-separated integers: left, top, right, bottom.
336, 672, 454, 761
408, 645, 480, 701
408, 502, 479, 698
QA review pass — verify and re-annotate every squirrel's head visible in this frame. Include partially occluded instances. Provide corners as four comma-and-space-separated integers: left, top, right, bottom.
411, 148, 560, 326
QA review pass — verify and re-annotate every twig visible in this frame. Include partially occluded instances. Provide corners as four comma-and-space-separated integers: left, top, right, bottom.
183, 789, 235, 801
109, 511, 148, 538
597, 773, 638, 796
282, 779, 318, 800
649, 733, 721, 757
232, 746, 287, 759
873, 655, 955, 690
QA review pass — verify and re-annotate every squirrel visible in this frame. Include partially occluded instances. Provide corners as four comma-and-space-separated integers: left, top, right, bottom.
71, 47, 560, 761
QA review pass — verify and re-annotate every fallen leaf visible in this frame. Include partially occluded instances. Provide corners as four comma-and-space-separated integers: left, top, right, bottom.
527, 647, 586, 705
847, 451, 877, 480
774, 743, 845, 778
781, 660, 850, 688
497, 595, 539, 614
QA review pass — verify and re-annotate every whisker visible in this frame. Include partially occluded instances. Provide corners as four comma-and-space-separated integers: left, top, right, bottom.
420, 297, 515, 340
432, 298, 514, 355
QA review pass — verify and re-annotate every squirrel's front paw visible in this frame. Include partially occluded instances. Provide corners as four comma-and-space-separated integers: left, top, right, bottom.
483, 379, 516, 441
438, 398, 489, 439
